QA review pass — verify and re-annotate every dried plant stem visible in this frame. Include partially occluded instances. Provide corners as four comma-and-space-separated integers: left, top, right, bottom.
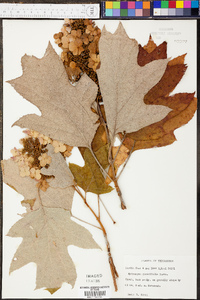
97, 104, 126, 210
109, 146, 127, 210
99, 196, 116, 224
74, 185, 118, 291
112, 133, 127, 164
89, 146, 112, 182
97, 195, 100, 219
116, 140, 136, 180
70, 213, 102, 230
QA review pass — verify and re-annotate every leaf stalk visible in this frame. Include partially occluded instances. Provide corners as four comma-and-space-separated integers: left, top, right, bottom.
74, 185, 118, 291
97, 103, 127, 210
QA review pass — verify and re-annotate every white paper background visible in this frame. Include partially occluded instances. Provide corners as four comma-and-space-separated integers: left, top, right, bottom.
2, 20, 197, 299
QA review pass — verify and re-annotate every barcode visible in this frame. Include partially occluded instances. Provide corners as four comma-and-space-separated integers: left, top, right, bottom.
84, 290, 106, 297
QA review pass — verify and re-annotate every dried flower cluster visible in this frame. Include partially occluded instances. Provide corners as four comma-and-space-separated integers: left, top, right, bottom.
54, 19, 101, 83
11, 130, 73, 191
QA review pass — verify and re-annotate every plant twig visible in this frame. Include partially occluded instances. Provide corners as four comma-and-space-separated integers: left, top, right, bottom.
99, 196, 116, 224
70, 213, 102, 230
89, 146, 112, 182
97, 195, 100, 219
108, 144, 127, 210
112, 133, 126, 164
97, 103, 127, 210
117, 140, 136, 180
74, 185, 118, 291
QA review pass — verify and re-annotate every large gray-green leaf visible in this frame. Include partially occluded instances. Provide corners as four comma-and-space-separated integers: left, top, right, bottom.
8, 208, 100, 290
8, 43, 98, 147
97, 23, 171, 139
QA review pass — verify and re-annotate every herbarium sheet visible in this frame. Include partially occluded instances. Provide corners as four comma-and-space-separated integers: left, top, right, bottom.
2, 19, 197, 299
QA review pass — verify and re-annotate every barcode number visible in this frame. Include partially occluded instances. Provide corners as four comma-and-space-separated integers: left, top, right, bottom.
84, 290, 106, 297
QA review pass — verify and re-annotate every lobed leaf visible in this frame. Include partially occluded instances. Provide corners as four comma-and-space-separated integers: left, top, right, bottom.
97, 23, 170, 139
7, 208, 100, 290
8, 43, 98, 148
120, 38, 197, 152
69, 148, 113, 195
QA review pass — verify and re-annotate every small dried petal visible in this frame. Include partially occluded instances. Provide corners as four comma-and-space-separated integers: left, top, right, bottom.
66, 26, 71, 34
61, 26, 67, 35
69, 41, 77, 52
30, 167, 36, 178
59, 144, 67, 153
88, 42, 97, 53
74, 38, 83, 48
86, 25, 94, 34
88, 59, 94, 69
84, 19, 91, 26
54, 38, 62, 45
52, 140, 59, 148
54, 32, 63, 39
20, 166, 30, 177
83, 36, 89, 45
61, 52, 68, 62
38, 133, 51, 145
71, 30, 77, 37
35, 169, 41, 180
63, 145, 73, 158
30, 130, 39, 138
76, 29, 82, 38
38, 153, 52, 167
88, 35, 94, 42
64, 18, 70, 24
11, 148, 21, 157
61, 36, 69, 48
69, 61, 77, 69
28, 156, 34, 164
78, 46, 84, 55
52, 140, 67, 153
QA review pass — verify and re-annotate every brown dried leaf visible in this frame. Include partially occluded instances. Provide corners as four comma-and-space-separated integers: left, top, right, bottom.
97, 23, 170, 139
143, 35, 157, 53
63, 145, 73, 158
168, 54, 187, 66
46, 288, 60, 295
69, 148, 112, 195
137, 39, 167, 66
144, 63, 187, 102
8, 43, 98, 148
120, 39, 196, 152
121, 93, 197, 151
21, 198, 36, 210
91, 124, 108, 153
105, 145, 130, 184
112, 145, 129, 168
36, 179, 49, 192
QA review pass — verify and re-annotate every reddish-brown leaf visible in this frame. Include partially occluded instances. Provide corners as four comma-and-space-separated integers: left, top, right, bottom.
137, 38, 167, 67
137, 42, 167, 66
168, 54, 187, 66
143, 35, 157, 53
122, 93, 197, 152
144, 63, 187, 102
120, 38, 197, 152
